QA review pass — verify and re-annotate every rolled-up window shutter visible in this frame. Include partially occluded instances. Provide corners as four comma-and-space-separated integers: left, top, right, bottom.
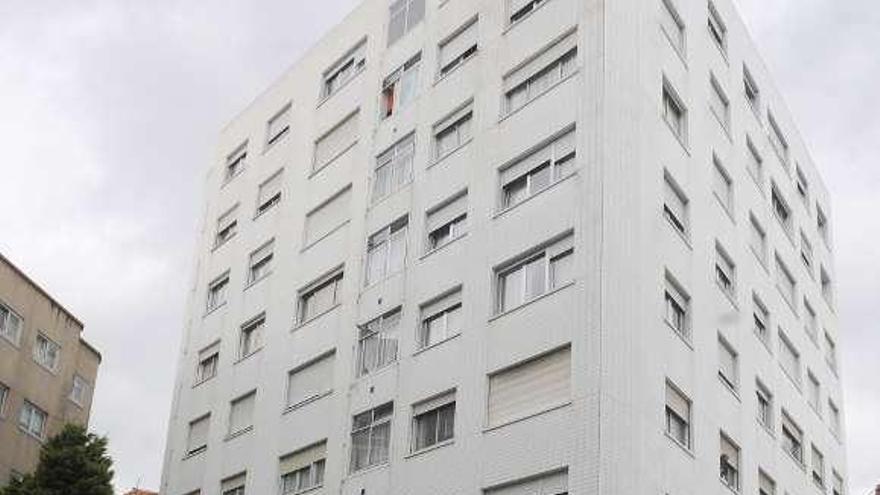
426, 193, 468, 233
287, 353, 335, 407
314, 111, 359, 169
488, 346, 571, 427
503, 30, 577, 92
221, 472, 246, 493
487, 469, 568, 495
665, 382, 689, 420
305, 186, 352, 245
439, 20, 477, 69
413, 391, 455, 416
187, 415, 210, 451
421, 288, 463, 320
279, 441, 327, 475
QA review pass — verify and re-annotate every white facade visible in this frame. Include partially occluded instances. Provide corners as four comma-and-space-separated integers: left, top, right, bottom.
161, 0, 847, 494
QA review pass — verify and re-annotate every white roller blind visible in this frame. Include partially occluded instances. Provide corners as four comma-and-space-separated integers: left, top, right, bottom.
508, 0, 533, 15
258, 172, 282, 204
488, 346, 571, 427
664, 179, 686, 222
487, 469, 568, 495
221, 473, 246, 493
501, 130, 567, 186
413, 390, 455, 416
665, 383, 689, 420
426, 193, 467, 232
229, 392, 256, 433
314, 111, 359, 169
187, 415, 210, 452
721, 435, 739, 463
279, 441, 327, 475
759, 471, 775, 493
422, 288, 462, 320
504, 30, 577, 92
305, 186, 352, 245
779, 334, 799, 379
287, 353, 335, 407
439, 20, 477, 69
199, 342, 220, 360
718, 339, 737, 384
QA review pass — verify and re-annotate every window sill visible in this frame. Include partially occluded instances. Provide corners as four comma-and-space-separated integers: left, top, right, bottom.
665, 320, 694, 351
427, 138, 473, 171
413, 332, 461, 357
293, 304, 342, 332
203, 302, 228, 318
420, 233, 468, 261
211, 233, 237, 252
347, 462, 390, 480
18, 427, 45, 443
309, 141, 359, 178
502, 0, 555, 34
405, 439, 454, 459
301, 221, 350, 253
488, 281, 575, 323
253, 202, 280, 221
720, 480, 740, 495
262, 129, 290, 155
355, 360, 399, 382
483, 401, 572, 433
234, 347, 263, 365
363, 267, 406, 291
499, 69, 579, 124
664, 432, 695, 458
33, 359, 59, 376
0, 334, 21, 349
220, 170, 243, 189
493, 170, 578, 220
224, 425, 253, 442
244, 272, 272, 291
68, 397, 85, 410
182, 447, 207, 460
283, 390, 333, 415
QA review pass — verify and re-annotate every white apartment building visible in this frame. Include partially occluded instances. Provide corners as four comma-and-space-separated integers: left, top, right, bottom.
161, 0, 847, 494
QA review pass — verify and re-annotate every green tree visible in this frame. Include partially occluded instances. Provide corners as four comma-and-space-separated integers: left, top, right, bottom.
1, 424, 114, 495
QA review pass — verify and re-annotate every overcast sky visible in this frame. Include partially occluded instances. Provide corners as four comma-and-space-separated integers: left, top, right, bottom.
0, 1, 876, 493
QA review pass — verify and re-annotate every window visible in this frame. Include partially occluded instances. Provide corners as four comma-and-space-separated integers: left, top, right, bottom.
485, 469, 568, 495
800, 230, 814, 273
411, 391, 455, 451
224, 142, 247, 182
365, 216, 409, 285
314, 111, 360, 172
239, 314, 264, 360
298, 268, 344, 324
33, 333, 60, 372
380, 53, 421, 119
824, 331, 838, 373
664, 274, 690, 340
280, 442, 326, 494
438, 19, 478, 77
812, 445, 826, 488
500, 128, 576, 209
18, 401, 47, 439
221, 473, 246, 495
709, 76, 730, 130
426, 191, 468, 252
186, 414, 210, 455
759, 470, 776, 495
256, 171, 283, 216
665, 381, 691, 449
350, 402, 393, 472
388, 0, 424, 46
744, 66, 760, 113
196, 342, 220, 384
712, 155, 733, 214
829, 399, 841, 438
719, 433, 740, 491
488, 346, 571, 427
508, 0, 550, 25
749, 214, 768, 265
715, 243, 736, 300
708, 2, 727, 53
820, 266, 834, 306
322, 40, 366, 100
495, 233, 574, 313
779, 331, 801, 385
808, 371, 821, 414
286, 352, 335, 409
0, 382, 9, 416
832, 471, 844, 495
433, 102, 473, 160
419, 288, 462, 349
357, 308, 401, 377
756, 379, 773, 428
228, 391, 256, 436
206, 273, 229, 312
771, 184, 792, 235
775, 255, 796, 308
503, 32, 577, 115
0, 302, 23, 346
753, 294, 770, 346
372, 134, 414, 202
660, 0, 686, 54
247, 240, 274, 285
804, 298, 818, 342
817, 206, 830, 245
768, 112, 789, 165
796, 166, 810, 205
746, 136, 764, 184
304, 186, 352, 247
69, 375, 89, 406
718, 335, 739, 391
266, 103, 291, 148
215, 206, 238, 248
663, 173, 689, 236
662, 79, 687, 142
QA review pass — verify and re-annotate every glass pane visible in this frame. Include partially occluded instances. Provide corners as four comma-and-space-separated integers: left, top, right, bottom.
550, 251, 574, 287
414, 411, 438, 450
369, 421, 391, 465
350, 429, 370, 471
529, 163, 551, 192
525, 256, 547, 300
501, 267, 523, 311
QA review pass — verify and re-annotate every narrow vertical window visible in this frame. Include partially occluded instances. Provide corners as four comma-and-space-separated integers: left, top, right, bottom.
796, 166, 810, 206
196, 342, 220, 384
256, 170, 283, 216
239, 314, 265, 360
33, 333, 61, 372
817, 206, 830, 246
778, 331, 801, 385
224, 142, 247, 182
768, 111, 790, 165
425, 191, 468, 252
800, 230, 815, 274
419, 288, 462, 349
380, 54, 421, 119
0, 303, 23, 346
186, 414, 210, 455
373, 135, 415, 203
811, 445, 826, 488
803, 298, 818, 342
756, 379, 773, 428
206, 272, 230, 312
717, 335, 739, 392
752, 294, 771, 347
388, 0, 425, 46
266, 103, 291, 148
665, 380, 691, 449
664, 274, 690, 341
707, 2, 727, 54
749, 214, 768, 265
663, 173, 689, 237
714, 243, 736, 300
660, 0, 686, 55
709, 76, 730, 130
712, 155, 733, 215
662, 80, 687, 142
807, 371, 821, 414
357, 308, 401, 377
437, 19, 478, 78
365, 216, 409, 285
743, 65, 761, 114
782, 411, 804, 463
719, 433, 740, 491
771, 184, 792, 236
825, 331, 838, 373
350, 403, 393, 472
247, 240, 274, 285
820, 266, 834, 306
775, 255, 797, 308
759, 470, 776, 495
228, 391, 256, 436
746, 136, 764, 186
215, 205, 238, 248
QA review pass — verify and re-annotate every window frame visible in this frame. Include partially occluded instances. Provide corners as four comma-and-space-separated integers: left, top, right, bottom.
418, 287, 463, 350
494, 232, 574, 314
659, 0, 686, 56
380, 53, 422, 120
664, 273, 691, 342
18, 400, 48, 440
498, 126, 577, 211
256, 170, 283, 217
365, 215, 409, 286
707, 1, 728, 55
266, 102, 292, 149
664, 379, 692, 450
246, 239, 275, 286
372, 133, 415, 203
206, 272, 230, 313
349, 402, 394, 472
719, 432, 741, 492
410, 390, 456, 452
33, 332, 61, 373
437, 18, 479, 79
297, 267, 345, 325
238, 313, 265, 361
356, 307, 402, 377
321, 39, 367, 102
223, 142, 248, 183
0, 302, 24, 347
662, 78, 688, 145
387, 0, 425, 46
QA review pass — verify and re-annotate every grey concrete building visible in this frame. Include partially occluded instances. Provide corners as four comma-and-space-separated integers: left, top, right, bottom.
0, 253, 101, 485
161, 0, 848, 494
